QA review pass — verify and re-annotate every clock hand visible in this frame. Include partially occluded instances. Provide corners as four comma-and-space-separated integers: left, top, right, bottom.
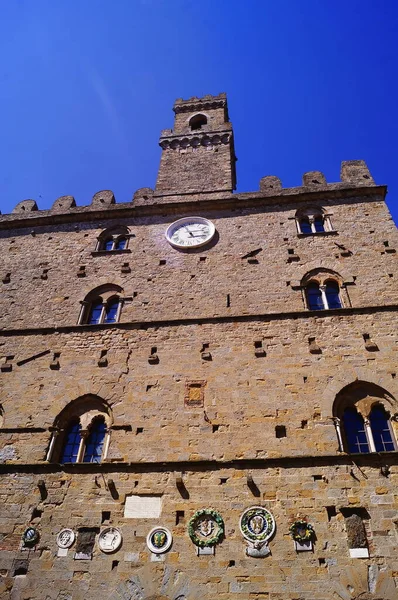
184, 227, 194, 237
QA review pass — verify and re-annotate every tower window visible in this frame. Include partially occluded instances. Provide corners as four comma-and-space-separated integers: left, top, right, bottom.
295, 206, 332, 235
79, 285, 124, 325
189, 114, 207, 131
302, 271, 343, 311
96, 225, 131, 252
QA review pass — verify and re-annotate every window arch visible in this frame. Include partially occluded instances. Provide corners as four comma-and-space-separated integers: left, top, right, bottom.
189, 114, 207, 131
79, 284, 123, 325
333, 381, 398, 454
295, 206, 332, 235
96, 225, 130, 252
47, 395, 112, 463
302, 270, 343, 310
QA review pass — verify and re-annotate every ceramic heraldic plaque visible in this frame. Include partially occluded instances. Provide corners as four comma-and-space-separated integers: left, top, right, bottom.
188, 509, 224, 549
289, 519, 315, 552
239, 506, 276, 557
146, 527, 173, 554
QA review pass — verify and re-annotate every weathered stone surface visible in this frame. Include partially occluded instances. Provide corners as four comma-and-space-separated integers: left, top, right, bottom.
0, 93, 397, 600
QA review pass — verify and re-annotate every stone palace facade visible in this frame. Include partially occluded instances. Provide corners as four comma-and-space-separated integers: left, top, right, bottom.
0, 93, 397, 600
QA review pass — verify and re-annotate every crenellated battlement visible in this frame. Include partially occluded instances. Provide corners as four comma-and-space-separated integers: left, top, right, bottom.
0, 159, 381, 223
173, 93, 227, 114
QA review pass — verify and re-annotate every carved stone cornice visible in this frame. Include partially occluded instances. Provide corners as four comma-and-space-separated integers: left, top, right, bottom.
159, 133, 231, 150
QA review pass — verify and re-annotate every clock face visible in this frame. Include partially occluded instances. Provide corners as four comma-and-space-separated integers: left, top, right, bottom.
165, 217, 215, 249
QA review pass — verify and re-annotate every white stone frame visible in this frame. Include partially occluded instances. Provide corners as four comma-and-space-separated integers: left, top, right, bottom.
304, 278, 344, 311
146, 527, 173, 554
47, 413, 111, 464
95, 225, 131, 252
333, 403, 398, 454
295, 207, 333, 235
78, 292, 123, 326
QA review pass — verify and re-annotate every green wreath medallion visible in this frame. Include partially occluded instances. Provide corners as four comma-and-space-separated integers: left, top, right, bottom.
289, 520, 314, 542
188, 509, 225, 547
239, 506, 275, 543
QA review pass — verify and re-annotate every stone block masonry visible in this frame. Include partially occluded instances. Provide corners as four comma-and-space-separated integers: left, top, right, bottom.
0, 94, 397, 600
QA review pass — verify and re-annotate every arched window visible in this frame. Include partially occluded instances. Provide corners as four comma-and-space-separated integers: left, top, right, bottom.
295, 206, 332, 235
48, 395, 112, 464
189, 114, 207, 131
342, 408, 370, 453
302, 270, 343, 311
369, 405, 395, 452
83, 418, 106, 463
79, 285, 123, 325
333, 381, 397, 454
103, 297, 120, 324
299, 217, 312, 234
306, 282, 324, 310
324, 281, 342, 309
60, 420, 82, 463
96, 225, 131, 252
114, 237, 127, 250
313, 215, 325, 232
87, 300, 104, 325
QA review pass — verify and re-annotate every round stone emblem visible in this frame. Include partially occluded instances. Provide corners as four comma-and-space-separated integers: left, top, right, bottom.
146, 527, 173, 554
239, 506, 275, 543
56, 528, 75, 549
188, 509, 224, 547
98, 527, 122, 553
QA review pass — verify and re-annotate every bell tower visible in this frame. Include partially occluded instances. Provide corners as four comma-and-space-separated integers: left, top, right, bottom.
155, 93, 237, 197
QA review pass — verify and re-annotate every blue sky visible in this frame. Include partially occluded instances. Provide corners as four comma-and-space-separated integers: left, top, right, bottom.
0, 0, 397, 222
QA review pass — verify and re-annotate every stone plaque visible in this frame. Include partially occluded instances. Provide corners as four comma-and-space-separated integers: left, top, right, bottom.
349, 547, 369, 558
74, 552, 92, 560
197, 546, 215, 555
295, 540, 313, 552
124, 495, 162, 519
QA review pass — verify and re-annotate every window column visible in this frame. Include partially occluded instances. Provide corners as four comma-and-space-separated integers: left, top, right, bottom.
363, 417, 376, 452
332, 417, 344, 451
319, 285, 329, 309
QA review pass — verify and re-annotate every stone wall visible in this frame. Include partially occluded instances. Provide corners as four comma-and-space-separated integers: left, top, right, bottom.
0, 94, 397, 600
0, 194, 397, 330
